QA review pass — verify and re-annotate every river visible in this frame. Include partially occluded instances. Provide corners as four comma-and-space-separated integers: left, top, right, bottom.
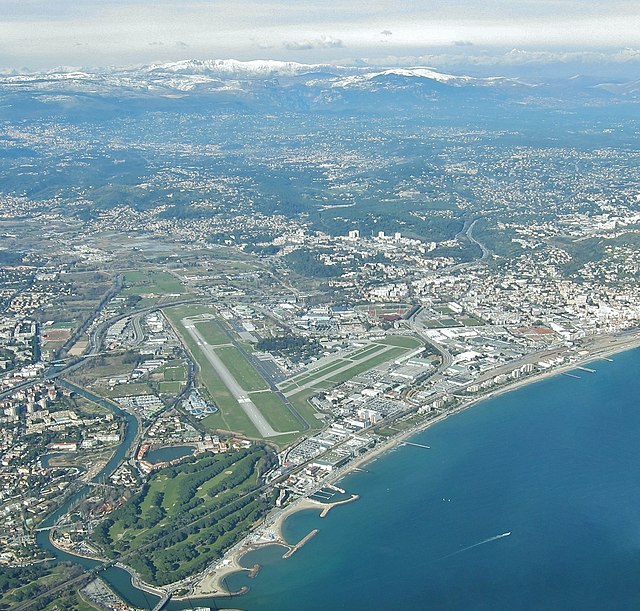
34, 381, 162, 609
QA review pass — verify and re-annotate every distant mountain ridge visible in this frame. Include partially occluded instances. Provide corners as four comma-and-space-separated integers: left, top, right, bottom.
0, 59, 637, 116
328, 67, 528, 89
0, 59, 522, 87
143, 58, 348, 77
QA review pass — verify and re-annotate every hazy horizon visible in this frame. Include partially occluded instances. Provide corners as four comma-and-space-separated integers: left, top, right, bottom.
1, 0, 640, 77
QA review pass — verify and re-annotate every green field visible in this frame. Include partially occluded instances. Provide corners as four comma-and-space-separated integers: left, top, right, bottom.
163, 366, 186, 381
288, 388, 324, 425
248, 391, 300, 432
158, 381, 184, 394
42, 340, 67, 353
422, 319, 447, 328
434, 305, 455, 314
164, 304, 215, 321
460, 317, 484, 326
164, 309, 260, 437
91, 448, 277, 587
123, 270, 186, 296
135, 296, 161, 309
164, 305, 308, 441
51, 321, 76, 329
194, 320, 231, 346
214, 346, 269, 392
197, 367, 259, 438
440, 318, 462, 327
376, 335, 423, 349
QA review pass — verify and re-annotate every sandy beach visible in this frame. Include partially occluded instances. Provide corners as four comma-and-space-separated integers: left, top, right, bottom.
189, 331, 640, 599
192, 496, 329, 597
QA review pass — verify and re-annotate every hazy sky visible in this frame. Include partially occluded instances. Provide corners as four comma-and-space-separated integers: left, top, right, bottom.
1, 0, 640, 70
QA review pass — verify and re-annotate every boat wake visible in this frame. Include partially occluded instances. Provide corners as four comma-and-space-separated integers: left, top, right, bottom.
441, 532, 511, 559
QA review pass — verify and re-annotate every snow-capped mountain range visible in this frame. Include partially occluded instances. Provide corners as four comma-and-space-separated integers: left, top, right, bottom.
0, 59, 636, 111
144, 59, 346, 78
0, 59, 524, 92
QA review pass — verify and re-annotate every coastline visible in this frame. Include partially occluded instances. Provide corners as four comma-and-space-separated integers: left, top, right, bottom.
41, 332, 640, 604
192, 497, 324, 597
189, 331, 640, 599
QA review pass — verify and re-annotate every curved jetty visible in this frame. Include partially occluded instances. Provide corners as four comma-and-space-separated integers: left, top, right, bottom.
319, 494, 360, 517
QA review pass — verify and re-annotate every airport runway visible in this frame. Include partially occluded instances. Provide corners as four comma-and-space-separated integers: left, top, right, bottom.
182, 318, 280, 437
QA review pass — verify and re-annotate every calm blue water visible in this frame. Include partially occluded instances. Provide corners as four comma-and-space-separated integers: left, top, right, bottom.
145, 444, 195, 464
191, 349, 640, 611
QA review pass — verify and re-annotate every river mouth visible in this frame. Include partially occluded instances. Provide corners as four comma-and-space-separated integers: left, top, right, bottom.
34, 381, 164, 609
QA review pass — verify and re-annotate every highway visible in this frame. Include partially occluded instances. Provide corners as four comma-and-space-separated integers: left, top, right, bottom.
466, 218, 490, 261
410, 309, 453, 371
130, 313, 144, 347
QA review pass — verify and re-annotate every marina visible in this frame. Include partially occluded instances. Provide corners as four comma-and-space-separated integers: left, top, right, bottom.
308, 485, 352, 504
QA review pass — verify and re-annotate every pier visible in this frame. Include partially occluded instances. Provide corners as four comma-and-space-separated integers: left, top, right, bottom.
403, 441, 431, 449
577, 366, 596, 373
283, 529, 318, 559
562, 372, 580, 379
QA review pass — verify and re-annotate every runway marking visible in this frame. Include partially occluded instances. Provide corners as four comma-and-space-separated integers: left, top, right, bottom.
180, 321, 289, 437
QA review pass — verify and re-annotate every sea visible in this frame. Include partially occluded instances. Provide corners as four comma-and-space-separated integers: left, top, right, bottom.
193, 348, 640, 611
